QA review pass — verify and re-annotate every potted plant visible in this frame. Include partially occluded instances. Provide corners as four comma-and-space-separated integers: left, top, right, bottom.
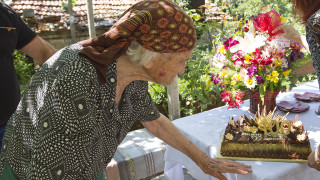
209, 7, 305, 113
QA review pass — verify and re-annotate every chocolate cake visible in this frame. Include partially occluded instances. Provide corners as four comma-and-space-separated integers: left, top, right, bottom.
220, 108, 312, 160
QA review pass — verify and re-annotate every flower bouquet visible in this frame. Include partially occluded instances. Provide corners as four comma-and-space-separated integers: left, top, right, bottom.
210, 7, 305, 113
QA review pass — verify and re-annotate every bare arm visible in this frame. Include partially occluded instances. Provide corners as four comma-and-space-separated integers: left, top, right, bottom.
273, 24, 317, 75
308, 145, 320, 171
142, 114, 252, 180
273, 24, 309, 52
20, 36, 56, 65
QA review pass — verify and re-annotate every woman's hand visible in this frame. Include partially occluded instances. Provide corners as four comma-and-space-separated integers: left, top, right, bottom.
272, 24, 310, 52
272, 24, 301, 42
308, 149, 320, 171
199, 156, 252, 180
143, 115, 252, 180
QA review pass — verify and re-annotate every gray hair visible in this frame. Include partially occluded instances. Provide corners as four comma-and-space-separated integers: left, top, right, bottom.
126, 41, 170, 66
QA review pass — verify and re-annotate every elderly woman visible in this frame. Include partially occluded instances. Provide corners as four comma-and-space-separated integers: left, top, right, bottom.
0, 0, 251, 179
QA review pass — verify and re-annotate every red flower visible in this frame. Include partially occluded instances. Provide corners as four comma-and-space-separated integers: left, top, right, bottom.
260, 56, 272, 65
227, 100, 240, 109
231, 50, 245, 67
235, 91, 245, 100
253, 7, 281, 39
221, 91, 231, 103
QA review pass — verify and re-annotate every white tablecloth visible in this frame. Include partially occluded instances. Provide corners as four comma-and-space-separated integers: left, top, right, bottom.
164, 80, 320, 180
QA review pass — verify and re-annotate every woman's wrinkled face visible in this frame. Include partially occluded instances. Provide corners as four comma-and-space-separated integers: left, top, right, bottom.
145, 51, 193, 85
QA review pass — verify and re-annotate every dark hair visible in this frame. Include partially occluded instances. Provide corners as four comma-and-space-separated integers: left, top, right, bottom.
291, 0, 320, 24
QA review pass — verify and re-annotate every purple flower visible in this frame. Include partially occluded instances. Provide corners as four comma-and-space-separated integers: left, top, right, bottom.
256, 76, 264, 84
247, 66, 258, 78
223, 37, 239, 50
290, 49, 304, 62
249, 15, 255, 21
210, 74, 222, 85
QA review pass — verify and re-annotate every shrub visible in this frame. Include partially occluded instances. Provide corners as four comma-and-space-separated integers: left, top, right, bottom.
13, 50, 36, 93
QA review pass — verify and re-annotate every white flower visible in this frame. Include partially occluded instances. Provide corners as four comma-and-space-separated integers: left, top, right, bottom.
281, 58, 289, 69
230, 32, 267, 54
269, 37, 290, 50
212, 52, 227, 68
244, 75, 257, 89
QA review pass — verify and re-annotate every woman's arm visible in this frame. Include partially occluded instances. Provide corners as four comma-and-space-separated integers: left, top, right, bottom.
20, 36, 56, 65
273, 24, 310, 52
308, 145, 320, 171
142, 114, 252, 180
273, 24, 317, 76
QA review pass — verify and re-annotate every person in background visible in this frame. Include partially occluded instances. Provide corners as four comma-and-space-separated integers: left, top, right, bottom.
0, 2, 56, 150
272, 23, 316, 76
0, 0, 251, 179
273, 0, 320, 171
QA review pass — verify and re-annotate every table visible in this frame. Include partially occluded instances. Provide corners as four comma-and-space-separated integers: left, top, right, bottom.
105, 129, 166, 180
164, 80, 320, 180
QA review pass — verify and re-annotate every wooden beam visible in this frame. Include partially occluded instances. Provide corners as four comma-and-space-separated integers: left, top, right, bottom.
67, 0, 76, 43
86, 0, 96, 38
166, 76, 180, 121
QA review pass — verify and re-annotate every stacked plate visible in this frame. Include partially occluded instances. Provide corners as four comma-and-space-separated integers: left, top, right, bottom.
277, 101, 310, 113
294, 92, 320, 101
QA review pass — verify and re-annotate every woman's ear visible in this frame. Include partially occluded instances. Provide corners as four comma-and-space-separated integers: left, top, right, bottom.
143, 59, 154, 69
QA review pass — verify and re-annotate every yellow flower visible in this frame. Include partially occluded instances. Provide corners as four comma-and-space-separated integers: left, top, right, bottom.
275, 60, 282, 67
271, 76, 279, 83
282, 69, 292, 77
247, 78, 253, 85
233, 74, 243, 81
222, 81, 228, 85
266, 75, 272, 81
199, 5, 211, 8
272, 71, 279, 77
231, 80, 236, 85
225, 133, 234, 140
218, 45, 227, 54
220, 71, 227, 77
244, 55, 252, 64
267, 72, 279, 83
281, 16, 287, 23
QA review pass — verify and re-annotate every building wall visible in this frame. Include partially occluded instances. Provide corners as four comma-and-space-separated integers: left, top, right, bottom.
38, 28, 109, 50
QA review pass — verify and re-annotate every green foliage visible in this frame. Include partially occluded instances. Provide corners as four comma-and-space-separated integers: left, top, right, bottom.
179, 43, 224, 116
61, 0, 77, 12
13, 50, 36, 86
297, 73, 317, 84
214, 0, 304, 33
148, 82, 169, 116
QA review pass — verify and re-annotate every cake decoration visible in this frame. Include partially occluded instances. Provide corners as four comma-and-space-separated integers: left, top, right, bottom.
220, 106, 312, 160
225, 133, 234, 140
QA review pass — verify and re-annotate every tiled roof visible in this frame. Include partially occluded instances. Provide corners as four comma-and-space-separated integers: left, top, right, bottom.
10, 0, 142, 32
10, 0, 233, 32
202, 3, 233, 21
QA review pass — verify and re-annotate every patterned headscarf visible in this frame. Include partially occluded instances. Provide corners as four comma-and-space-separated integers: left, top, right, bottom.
79, 0, 196, 84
